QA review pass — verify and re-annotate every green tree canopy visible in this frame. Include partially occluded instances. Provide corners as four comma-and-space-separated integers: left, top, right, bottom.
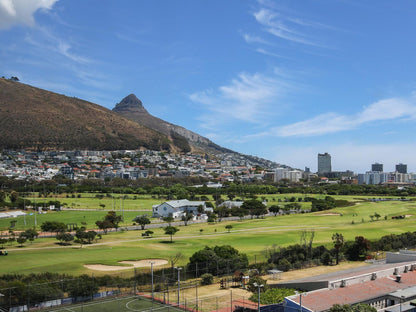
188, 245, 248, 276
41, 221, 67, 234
133, 215, 151, 230
164, 225, 179, 242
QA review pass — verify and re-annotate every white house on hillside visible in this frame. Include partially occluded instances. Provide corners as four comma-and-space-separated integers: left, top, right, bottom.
152, 199, 212, 218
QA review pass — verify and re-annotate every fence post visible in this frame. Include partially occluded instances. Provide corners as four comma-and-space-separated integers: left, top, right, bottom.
230, 290, 233, 312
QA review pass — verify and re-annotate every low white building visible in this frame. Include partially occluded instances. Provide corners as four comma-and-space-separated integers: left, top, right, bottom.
152, 199, 212, 218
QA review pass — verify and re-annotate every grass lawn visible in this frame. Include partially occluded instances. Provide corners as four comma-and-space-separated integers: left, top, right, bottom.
1, 195, 416, 275
26, 192, 161, 211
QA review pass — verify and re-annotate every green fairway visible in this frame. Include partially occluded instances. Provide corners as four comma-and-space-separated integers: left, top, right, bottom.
1, 195, 416, 275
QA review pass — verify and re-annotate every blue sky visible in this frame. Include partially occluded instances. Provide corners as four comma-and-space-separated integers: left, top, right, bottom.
1, 0, 416, 173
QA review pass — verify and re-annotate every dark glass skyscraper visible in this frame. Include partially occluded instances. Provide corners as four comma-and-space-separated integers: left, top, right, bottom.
318, 153, 331, 174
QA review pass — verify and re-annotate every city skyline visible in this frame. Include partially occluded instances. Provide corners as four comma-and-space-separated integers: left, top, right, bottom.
2, 1, 416, 173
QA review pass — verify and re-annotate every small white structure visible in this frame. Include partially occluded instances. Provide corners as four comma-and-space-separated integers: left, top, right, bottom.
152, 199, 212, 218
218, 200, 244, 209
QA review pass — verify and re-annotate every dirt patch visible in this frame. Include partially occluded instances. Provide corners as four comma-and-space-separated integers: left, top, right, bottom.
84, 259, 168, 271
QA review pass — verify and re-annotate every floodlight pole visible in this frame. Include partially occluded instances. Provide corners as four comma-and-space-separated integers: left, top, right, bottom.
253, 283, 263, 312
175, 267, 182, 306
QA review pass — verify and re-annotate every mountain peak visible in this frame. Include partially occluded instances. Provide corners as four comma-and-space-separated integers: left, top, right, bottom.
113, 94, 148, 114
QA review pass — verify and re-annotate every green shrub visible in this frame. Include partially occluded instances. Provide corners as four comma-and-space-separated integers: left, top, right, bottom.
201, 273, 214, 285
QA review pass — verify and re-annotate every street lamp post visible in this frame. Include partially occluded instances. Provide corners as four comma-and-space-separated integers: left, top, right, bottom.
253, 283, 264, 312
175, 267, 182, 306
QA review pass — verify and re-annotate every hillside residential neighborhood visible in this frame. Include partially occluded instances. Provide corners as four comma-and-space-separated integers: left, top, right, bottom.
0, 149, 281, 183
2, 150, 416, 187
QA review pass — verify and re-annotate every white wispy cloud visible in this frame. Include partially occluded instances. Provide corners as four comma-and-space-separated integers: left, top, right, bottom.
25, 27, 91, 65
255, 48, 284, 58
0, 0, 58, 30
190, 70, 292, 127
243, 33, 269, 45
254, 8, 320, 46
272, 95, 416, 137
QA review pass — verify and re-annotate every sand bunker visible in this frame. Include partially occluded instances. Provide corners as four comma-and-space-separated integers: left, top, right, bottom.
84, 259, 168, 271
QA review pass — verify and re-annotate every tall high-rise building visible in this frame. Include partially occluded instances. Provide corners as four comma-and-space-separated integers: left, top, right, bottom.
318, 153, 331, 174
396, 163, 407, 174
371, 163, 383, 172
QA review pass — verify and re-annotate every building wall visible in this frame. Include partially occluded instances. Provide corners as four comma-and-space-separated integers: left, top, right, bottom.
317, 153, 331, 174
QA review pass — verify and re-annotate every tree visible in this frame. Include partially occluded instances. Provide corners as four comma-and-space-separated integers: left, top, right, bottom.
163, 214, 174, 225
75, 228, 97, 245
20, 228, 38, 244
10, 191, 19, 203
0, 190, 6, 202
197, 205, 205, 214
332, 233, 344, 265
56, 232, 74, 245
201, 273, 214, 285
251, 288, 296, 305
181, 211, 193, 226
168, 252, 183, 270
225, 225, 233, 233
67, 275, 99, 299
269, 205, 280, 216
133, 215, 151, 230
41, 221, 67, 234
215, 206, 228, 222
188, 245, 248, 276
0, 237, 7, 249
16, 236, 27, 247
246, 276, 267, 293
96, 211, 123, 232
95, 220, 113, 234
164, 225, 179, 243
344, 236, 371, 261
241, 199, 267, 219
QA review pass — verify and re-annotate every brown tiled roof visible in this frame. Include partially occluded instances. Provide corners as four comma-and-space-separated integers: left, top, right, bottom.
291, 271, 416, 311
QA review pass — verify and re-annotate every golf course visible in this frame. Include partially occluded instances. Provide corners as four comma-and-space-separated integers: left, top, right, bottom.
1, 194, 415, 276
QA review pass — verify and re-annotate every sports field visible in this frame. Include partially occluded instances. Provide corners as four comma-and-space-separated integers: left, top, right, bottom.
44, 295, 184, 312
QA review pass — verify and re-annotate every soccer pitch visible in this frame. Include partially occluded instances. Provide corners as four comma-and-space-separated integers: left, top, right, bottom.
43, 296, 185, 312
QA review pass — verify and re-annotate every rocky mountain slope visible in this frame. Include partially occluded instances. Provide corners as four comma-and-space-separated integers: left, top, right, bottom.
0, 79, 172, 151
113, 94, 233, 154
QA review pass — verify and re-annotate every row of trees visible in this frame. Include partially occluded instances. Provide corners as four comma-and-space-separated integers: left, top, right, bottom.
1, 174, 414, 198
